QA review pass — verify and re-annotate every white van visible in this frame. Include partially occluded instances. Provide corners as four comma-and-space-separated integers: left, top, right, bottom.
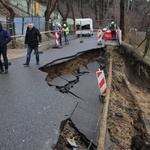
75, 18, 93, 37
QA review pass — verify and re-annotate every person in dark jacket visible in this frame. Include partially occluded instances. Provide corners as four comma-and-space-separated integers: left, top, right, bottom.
0, 21, 12, 74
23, 22, 41, 66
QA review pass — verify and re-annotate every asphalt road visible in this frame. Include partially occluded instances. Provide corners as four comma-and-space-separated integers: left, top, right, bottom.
0, 35, 105, 150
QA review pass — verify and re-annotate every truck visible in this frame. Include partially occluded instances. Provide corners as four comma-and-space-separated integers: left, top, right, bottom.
75, 18, 93, 37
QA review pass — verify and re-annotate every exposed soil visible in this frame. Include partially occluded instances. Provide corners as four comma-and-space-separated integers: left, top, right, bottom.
40, 48, 106, 84
108, 48, 150, 149
54, 119, 92, 150
40, 46, 150, 149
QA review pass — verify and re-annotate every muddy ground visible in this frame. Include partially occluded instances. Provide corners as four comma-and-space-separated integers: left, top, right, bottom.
40, 46, 150, 149
108, 48, 150, 150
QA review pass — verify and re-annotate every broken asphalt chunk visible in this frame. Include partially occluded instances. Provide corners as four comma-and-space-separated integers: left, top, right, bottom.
66, 137, 78, 148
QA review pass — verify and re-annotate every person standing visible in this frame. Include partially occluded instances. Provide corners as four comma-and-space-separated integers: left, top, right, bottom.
23, 22, 41, 66
109, 21, 117, 38
62, 24, 69, 44
0, 21, 12, 74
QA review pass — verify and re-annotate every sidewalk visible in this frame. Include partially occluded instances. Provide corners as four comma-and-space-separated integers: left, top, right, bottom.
7, 35, 77, 60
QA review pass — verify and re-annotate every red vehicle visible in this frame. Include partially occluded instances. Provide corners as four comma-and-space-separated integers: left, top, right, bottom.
104, 29, 119, 40
101, 27, 122, 46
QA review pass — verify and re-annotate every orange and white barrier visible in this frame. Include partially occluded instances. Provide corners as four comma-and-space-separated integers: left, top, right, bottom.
96, 69, 107, 96
55, 32, 60, 47
97, 29, 102, 45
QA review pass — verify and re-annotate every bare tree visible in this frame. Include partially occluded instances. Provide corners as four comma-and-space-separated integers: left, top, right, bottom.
0, 0, 16, 47
99, 0, 104, 25
93, 0, 98, 20
57, 0, 72, 21
80, 0, 84, 18
44, 0, 58, 33
140, 3, 150, 30
26, 0, 32, 16
70, 0, 75, 28
120, 0, 125, 39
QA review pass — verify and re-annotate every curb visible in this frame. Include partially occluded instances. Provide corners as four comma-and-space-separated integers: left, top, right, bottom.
97, 48, 113, 150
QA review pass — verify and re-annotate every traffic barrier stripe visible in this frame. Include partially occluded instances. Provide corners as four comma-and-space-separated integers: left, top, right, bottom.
97, 29, 102, 45
55, 32, 60, 47
98, 34, 102, 39
96, 70, 107, 96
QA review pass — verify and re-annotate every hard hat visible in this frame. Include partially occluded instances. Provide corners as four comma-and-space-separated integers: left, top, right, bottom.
111, 21, 114, 24
63, 24, 66, 27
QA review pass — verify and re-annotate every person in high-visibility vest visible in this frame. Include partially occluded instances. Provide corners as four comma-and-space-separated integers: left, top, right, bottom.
109, 21, 117, 38
62, 24, 69, 44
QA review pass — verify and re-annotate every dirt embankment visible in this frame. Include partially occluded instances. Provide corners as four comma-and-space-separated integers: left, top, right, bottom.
108, 47, 150, 149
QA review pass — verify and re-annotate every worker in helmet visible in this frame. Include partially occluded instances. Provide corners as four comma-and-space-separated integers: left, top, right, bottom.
109, 21, 117, 38
62, 24, 69, 44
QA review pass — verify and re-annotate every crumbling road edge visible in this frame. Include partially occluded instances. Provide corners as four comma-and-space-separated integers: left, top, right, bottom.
97, 47, 113, 150
122, 74, 150, 142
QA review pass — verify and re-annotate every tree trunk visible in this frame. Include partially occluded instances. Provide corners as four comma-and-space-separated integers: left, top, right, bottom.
93, 0, 98, 20
99, 0, 104, 25
44, 0, 58, 36
26, 0, 32, 16
0, 0, 16, 48
80, 0, 84, 18
65, 0, 72, 21
57, 1, 64, 19
120, 0, 125, 40
57, 0, 71, 22
70, 0, 75, 29
78, 0, 80, 11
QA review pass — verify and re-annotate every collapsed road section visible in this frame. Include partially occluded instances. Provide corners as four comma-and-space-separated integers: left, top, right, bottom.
39, 48, 113, 149
40, 44, 150, 149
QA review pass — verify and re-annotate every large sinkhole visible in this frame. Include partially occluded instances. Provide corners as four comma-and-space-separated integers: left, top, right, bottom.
39, 46, 150, 149
39, 48, 107, 149
39, 48, 107, 96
